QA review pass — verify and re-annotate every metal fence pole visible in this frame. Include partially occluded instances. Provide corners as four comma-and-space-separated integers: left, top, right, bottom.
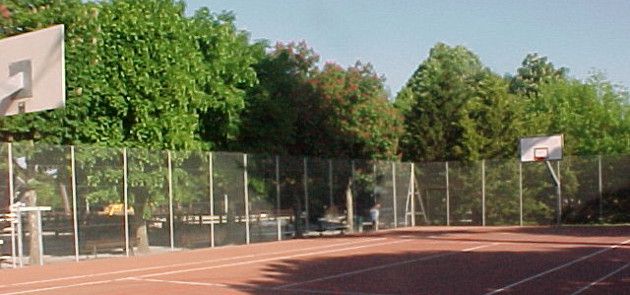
557, 161, 562, 225
519, 161, 523, 226
411, 163, 416, 227
482, 160, 486, 226
445, 162, 450, 226
167, 151, 174, 251
303, 157, 309, 231
209, 152, 214, 248
328, 159, 333, 208
349, 160, 355, 232
70, 146, 79, 262
275, 156, 281, 241
36, 210, 44, 266
16, 207, 23, 267
244, 154, 250, 245
8, 142, 16, 268
123, 148, 130, 257
373, 162, 377, 205
598, 155, 603, 222
392, 162, 397, 228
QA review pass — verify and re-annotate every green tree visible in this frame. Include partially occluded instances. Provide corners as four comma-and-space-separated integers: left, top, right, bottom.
241, 43, 402, 160
537, 74, 629, 155
239, 42, 319, 155
398, 43, 521, 162
508, 53, 568, 135
0, 0, 260, 253
308, 62, 403, 160
509, 53, 567, 98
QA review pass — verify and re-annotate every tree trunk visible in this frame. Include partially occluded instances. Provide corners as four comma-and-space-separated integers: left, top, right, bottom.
24, 189, 42, 265
134, 216, 150, 254
130, 188, 151, 254
345, 178, 354, 233
133, 200, 150, 254
58, 183, 71, 215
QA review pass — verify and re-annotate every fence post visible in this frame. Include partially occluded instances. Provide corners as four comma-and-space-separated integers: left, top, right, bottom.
70, 146, 79, 261
411, 163, 416, 227
482, 160, 486, 226
598, 155, 603, 222
373, 162, 377, 205
303, 157, 309, 231
347, 160, 354, 233
445, 162, 450, 226
328, 159, 333, 208
209, 152, 214, 248
244, 154, 250, 245
167, 151, 174, 251
122, 148, 130, 257
275, 156, 281, 241
392, 162, 397, 228
519, 161, 523, 226
8, 142, 16, 268
557, 161, 562, 225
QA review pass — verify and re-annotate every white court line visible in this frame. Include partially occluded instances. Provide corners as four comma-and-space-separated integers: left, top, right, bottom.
136, 239, 412, 279
276, 243, 500, 290
484, 239, 630, 295
129, 277, 392, 295
0, 238, 404, 295
423, 236, 627, 248
570, 263, 629, 295
0, 279, 117, 295
0, 237, 383, 289
126, 277, 228, 288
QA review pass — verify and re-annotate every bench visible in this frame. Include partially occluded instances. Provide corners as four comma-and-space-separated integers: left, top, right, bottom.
316, 217, 348, 236
83, 238, 137, 258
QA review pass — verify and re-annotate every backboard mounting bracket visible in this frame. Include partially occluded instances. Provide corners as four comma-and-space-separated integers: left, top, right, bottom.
0, 24, 65, 116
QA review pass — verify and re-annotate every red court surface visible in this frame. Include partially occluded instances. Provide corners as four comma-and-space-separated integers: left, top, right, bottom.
1, 226, 628, 295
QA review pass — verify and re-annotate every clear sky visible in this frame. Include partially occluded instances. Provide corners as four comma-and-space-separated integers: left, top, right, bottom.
184, 0, 630, 96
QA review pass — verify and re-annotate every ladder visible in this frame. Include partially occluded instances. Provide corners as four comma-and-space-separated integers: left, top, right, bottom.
405, 165, 428, 225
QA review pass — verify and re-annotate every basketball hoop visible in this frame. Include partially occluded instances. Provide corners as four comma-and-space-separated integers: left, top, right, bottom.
533, 147, 549, 162
519, 135, 563, 162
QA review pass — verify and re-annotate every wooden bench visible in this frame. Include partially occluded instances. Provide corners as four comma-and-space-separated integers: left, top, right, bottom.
316, 217, 348, 236
83, 238, 137, 258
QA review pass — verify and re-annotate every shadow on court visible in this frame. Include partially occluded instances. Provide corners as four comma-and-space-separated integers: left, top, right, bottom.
229, 241, 629, 294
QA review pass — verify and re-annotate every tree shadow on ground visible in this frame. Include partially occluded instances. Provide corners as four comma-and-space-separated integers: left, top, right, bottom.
225, 227, 629, 294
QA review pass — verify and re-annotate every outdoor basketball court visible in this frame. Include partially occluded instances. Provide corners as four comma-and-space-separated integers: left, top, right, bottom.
0, 226, 628, 295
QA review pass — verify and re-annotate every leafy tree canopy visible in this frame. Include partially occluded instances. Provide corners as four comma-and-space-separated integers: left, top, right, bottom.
240, 42, 402, 160
398, 43, 521, 161
0, 0, 261, 151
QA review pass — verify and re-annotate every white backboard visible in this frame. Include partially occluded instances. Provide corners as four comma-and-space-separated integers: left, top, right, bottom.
0, 25, 65, 116
519, 134, 564, 162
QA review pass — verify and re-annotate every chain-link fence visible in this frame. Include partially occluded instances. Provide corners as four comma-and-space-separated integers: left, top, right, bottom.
0, 142, 628, 268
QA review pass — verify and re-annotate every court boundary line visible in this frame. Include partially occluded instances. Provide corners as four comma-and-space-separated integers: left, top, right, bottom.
275, 243, 500, 290
136, 238, 413, 279
0, 237, 384, 289
570, 263, 629, 295
0, 279, 118, 295
127, 277, 390, 295
0, 238, 408, 295
483, 238, 630, 295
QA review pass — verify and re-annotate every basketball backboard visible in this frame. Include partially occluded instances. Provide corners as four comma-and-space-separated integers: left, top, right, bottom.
0, 25, 65, 116
519, 134, 564, 162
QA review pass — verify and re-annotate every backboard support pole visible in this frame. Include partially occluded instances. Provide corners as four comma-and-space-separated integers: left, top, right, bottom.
0, 71, 26, 101
545, 160, 562, 225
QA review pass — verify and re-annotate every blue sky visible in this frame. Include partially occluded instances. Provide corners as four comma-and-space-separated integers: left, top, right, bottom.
184, 0, 630, 96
